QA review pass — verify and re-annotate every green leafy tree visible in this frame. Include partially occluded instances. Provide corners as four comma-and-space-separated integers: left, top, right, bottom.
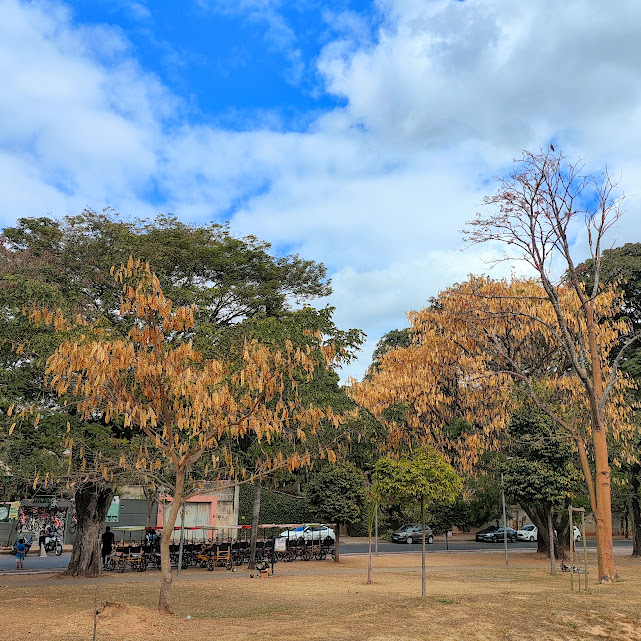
213, 306, 365, 567
0, 211, 331, 577
501, 408, 584, 567
374, 447, 461, 597
304, 462, 367, 562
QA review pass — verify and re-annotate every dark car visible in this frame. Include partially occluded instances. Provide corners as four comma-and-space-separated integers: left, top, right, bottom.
481, 527, 517, 543
392, 524, 434, 544
475, 526, 499, 542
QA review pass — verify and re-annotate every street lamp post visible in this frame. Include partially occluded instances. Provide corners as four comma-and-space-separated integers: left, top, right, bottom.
501, 471, 508, 566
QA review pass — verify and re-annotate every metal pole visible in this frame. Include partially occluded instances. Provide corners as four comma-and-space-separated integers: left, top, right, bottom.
375, 507, 379, 557
177, 501, 186, 576
501, 472, 508, 566
569, 506, 574, 591
582, 512, 588, 591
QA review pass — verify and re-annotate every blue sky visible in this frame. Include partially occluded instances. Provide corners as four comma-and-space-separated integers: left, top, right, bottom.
1, 0, 641, 379
68, 1, 372, 123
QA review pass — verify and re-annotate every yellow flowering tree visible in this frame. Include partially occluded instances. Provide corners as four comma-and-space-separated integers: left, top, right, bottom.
351, 275, 637, 584
41, 258, 334, 612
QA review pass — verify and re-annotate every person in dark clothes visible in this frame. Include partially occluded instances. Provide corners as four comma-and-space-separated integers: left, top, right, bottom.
101, 526, 115, 567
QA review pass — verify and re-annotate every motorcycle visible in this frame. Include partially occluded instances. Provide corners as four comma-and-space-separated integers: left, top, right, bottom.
43, 534, 63, 556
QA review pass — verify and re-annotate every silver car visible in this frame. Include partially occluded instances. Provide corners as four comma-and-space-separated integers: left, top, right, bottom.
392, 524, 434, 544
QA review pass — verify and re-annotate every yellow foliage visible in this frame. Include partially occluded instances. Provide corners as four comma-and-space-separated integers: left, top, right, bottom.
350, 276, 638, 470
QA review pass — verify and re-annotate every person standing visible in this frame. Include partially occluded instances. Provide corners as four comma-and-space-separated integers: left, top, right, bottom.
16, 538, 26, 569
101, 526, 115, 568
38, 529, 47, 557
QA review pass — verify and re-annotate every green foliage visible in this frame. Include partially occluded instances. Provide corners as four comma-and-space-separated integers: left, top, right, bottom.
576, 242, 641, 380
502, 407, 583, 507
304, 463, 367, 526
0, 211, 336, 497
238, 484, 313, 525
426, 473, 502, 533
374, 447, 462, 507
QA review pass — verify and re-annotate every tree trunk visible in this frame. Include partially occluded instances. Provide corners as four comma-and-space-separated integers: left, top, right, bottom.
158, 468, 185, 613
585, 302, 617, 582
248, 476, 261, 570
631, 464, 641, 556
63, 482, 114, 578
420, 496, 426, 598
592, 425, 616, 581
522, 504, 563, 559
366, 523, 373, 584
334, 523, 340, 563
547, 507, 556, 575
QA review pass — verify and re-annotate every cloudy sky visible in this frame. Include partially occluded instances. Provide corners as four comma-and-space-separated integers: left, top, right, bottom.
1, 0, 640, 379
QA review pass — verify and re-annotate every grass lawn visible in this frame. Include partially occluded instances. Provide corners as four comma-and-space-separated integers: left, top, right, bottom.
2, 551, 641, 640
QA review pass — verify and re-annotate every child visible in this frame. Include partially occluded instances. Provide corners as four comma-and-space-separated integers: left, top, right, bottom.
16, 538, 26, 569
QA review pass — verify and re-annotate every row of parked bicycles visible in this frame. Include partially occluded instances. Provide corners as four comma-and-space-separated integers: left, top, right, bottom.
104, 537, 336, 573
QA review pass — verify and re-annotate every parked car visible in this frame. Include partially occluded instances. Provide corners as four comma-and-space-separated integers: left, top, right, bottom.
480, 527, 517, 543
515, 525, 581, 542
475, 526, 499, 542
279, 525, 335, 541
391, 524, 434, 544
516, 525, 537, 541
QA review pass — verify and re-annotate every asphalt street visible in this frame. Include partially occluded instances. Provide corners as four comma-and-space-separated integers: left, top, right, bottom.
0, 538, 633, 574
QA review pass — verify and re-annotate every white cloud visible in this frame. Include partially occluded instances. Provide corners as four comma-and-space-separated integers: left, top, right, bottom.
1, 0, 641, 382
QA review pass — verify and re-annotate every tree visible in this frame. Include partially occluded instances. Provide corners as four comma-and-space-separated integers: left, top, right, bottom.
28, 259, 335, 612
426, 469, 502, 534
214, 307, 365, 568
374, 447, 461, 597
502, 407, 585, 568
304, 462, 367, 563
351, 268, 636, 582
367, 329, 412, 378
0, 211, 332, 576
577, 243, 641, 556
349, 300, 513, 470
463, 148, 641, 581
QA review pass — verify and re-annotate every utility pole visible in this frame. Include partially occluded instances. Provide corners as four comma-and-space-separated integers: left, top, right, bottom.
501, 471, 508, 566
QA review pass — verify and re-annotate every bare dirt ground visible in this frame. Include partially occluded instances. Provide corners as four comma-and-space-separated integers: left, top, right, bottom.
2, 551, 641, 641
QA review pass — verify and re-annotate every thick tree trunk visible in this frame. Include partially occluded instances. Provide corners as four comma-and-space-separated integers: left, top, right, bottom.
522, 504, 563, 559
630, 464, 641, 556
158, 468, 185, 614
334, 524, 340, 563
585, 303, 617, 582
592, 425, 616, 581
248, 476, 261, 570
63, 482, 114, 578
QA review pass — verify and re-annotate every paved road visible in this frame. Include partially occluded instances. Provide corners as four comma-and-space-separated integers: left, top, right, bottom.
341, 539, 634, 555
0, 551, 71, 573
0, 538, 633, 574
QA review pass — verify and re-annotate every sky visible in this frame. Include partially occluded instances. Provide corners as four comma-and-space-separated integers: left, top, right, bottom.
1, 0, 640, 379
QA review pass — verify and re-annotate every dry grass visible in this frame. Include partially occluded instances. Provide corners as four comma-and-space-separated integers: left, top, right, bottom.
3, 551, 641, 641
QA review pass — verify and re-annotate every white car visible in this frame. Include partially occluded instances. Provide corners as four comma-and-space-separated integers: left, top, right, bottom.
516, 525, 581, 542
279, 525, 335, 541
516, 524, 538, 541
